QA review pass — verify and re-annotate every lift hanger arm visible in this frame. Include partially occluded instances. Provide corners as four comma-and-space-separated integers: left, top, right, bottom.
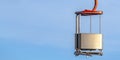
92, 0, 98, 11
75, 0, 103, 16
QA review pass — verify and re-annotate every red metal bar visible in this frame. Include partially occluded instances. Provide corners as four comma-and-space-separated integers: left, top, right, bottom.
75, 0, 103, 16
92, 0, 98, 11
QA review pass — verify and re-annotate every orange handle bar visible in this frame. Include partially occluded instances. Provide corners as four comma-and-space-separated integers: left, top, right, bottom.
92, 0, 98, 11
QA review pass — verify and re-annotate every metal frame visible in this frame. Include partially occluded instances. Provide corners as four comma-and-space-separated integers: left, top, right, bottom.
75, 14, 103, 56
76, 14, 102, 34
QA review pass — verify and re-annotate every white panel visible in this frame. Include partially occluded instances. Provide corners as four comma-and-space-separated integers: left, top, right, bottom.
80, 33, 102, 49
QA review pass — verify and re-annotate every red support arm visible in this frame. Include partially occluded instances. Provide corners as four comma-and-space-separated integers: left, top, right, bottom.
92, 0, 98, 11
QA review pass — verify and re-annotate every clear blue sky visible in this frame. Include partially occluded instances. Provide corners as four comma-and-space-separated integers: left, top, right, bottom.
0, 0, 120, 60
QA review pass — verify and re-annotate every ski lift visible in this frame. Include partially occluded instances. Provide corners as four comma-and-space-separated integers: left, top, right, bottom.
74, 0, 103, 56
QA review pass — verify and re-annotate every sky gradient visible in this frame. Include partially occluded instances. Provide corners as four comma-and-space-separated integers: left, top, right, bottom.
0, 0, 120, 60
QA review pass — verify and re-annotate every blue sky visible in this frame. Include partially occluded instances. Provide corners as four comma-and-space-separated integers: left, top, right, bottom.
0, 0, 120, 60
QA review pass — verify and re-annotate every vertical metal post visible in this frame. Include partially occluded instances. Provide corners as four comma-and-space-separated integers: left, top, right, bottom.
76, 14, 80, 34
99, 15, 101, 33
90, 15, 92, 33
75, 14, 81, 56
